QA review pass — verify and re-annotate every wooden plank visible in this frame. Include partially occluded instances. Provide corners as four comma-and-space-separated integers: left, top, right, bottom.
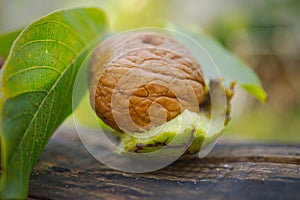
29, 130, 300, 200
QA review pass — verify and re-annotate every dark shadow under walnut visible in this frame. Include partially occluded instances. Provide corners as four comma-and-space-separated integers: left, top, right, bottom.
28, 130, 300, 200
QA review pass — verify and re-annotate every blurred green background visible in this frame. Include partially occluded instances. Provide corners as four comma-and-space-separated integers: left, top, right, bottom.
0, 0, 299, 143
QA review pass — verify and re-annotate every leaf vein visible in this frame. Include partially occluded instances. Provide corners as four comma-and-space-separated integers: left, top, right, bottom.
8, 34, 100, 164
14, 39, 78, 58
7, 66, 62, 81
27, 20, 86, 45
4, 113, 34, 122
8, 90, 48, 99
35, 87, 55, 158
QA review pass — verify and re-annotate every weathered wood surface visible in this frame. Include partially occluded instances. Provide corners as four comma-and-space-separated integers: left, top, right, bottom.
29, 130, 300, 200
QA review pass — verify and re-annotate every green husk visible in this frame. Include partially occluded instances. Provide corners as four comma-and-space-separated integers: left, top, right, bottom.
118, 110, 208, 154
109, 79, 233, 157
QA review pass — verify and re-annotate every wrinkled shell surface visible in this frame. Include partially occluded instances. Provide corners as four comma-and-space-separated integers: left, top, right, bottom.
89, 32, 205, 132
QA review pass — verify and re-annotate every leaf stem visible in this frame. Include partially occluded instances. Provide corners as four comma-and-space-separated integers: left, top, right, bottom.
0, 165, 30, 199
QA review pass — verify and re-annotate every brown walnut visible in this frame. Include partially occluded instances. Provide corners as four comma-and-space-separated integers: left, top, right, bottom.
89, 32, 206, 132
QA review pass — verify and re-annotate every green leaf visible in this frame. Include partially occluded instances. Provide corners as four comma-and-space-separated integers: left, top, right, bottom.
0, 29, 22, 59
241, 84, 268, 103
0, 8, 107, 198
172, 27, 267, 103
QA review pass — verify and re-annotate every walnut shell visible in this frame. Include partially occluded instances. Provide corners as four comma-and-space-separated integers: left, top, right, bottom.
89, 32, 205, 132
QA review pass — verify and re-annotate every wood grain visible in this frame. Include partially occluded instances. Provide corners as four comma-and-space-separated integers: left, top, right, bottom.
29, 130, 300, 200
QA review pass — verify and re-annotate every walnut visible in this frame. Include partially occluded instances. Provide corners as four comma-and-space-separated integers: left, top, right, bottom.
89, 32, 205, 132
